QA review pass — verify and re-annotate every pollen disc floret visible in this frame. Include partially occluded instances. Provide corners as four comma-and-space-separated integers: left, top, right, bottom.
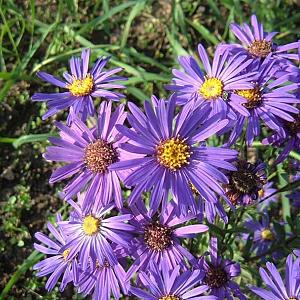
62, 248, 71, 261
261, 229, 274, 241
67, 74, 94, 96
84, 139, 118, 173
248, 40, 272, 58
204, 265, 229, 288
199, 77, 224, 100
144, 223, 173, 251
236, 86, 262, 109
285, 115, 300, 136
159, 296, 180, 300
82, 215, 100, 236
225, 161, 266, 205
231, 168, 259, 195
156, 137, 191, 171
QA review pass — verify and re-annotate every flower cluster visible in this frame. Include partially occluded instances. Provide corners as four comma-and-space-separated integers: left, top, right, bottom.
31, 15, 300, 299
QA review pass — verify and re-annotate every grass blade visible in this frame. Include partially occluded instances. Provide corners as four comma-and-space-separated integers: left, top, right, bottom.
120, 0, 147, 49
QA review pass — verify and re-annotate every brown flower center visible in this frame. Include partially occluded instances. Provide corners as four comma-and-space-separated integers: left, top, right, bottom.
248, 40, 272, 58
225, 161, 266, 205
285, 115, 300, 136
84, 139, 118, 173
204, 266, 228, 288
231, 169, 258, 195
144, 223, 172, 251
236, 86, 262, 109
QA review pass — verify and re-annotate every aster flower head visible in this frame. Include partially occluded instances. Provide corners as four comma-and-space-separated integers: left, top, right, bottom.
224, 160, 267, 206
33, 214, 79, 291
199, 237, 246, 299
58, 198, 134, 271
244, 214, 276, 255
250, 254, 300, 299
166, 43, 256, 119
32, 49, 126, 123
263, 113, 300, 164
229, 14, 300, 62
44, 101, 134, 209
130, 261, 216, 300
110, 94, 238, 216
257, 181, 278, 211
126, 199, 208, 280
77, 244, 129, 300
227, 58, 300, 146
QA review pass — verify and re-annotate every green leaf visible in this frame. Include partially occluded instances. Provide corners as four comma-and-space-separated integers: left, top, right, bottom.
0, 250, 43, 298
120, 0, 147, 49
186, 19, 220, 45
11, 133, 54, 148
78, 2, 136, 35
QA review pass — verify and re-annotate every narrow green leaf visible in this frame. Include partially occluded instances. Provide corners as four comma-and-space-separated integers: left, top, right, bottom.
12, 133, 54, 148
0, 250, 43, 298
120, 0, 147, 49
277, 164, 291, 233
186, 19, 220, 45
127, 86, 149, 102
0, 137, 17, 143
166, 28, 189, 58
78, 2, 136, 35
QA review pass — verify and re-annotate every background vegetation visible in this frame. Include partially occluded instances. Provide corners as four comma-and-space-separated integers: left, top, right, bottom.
0, 0, 300, 299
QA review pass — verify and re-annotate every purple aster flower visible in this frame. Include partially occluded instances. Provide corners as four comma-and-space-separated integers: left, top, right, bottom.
250, 254, 300, 299
126, 199, 208, 280
257, 181, 278, 211
110, 94, 238, 216
263, 113, 300, 164
166, 43, 256, 119
199, 237, 246, 299
58, 198, 134, 271
32, 49, 126, 123
228, 14, 300, 62
227, 58, 299, 146
244, 214, 276, 255
224, 160, 267, 206
130, 261, 216, 300
77, 244, 129, 300
44, 101, 134, 209
33, 214, 79, 291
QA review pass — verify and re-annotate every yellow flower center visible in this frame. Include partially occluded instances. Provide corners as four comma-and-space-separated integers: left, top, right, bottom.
62, 248, 71, 261
236, 86, 262, 109
156, 137, 191, 171
258, 189, 264, 198
82, 215, 100, 236
248, 40, 272, 58
199, 77, 224, 100
68, 74, 94, 96
261, 228, 274, 241
159, 296, 180, 300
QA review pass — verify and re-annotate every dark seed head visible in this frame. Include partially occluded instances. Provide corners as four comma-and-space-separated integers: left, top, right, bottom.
144, 222, 173, 251
204, 266, 228, 288
248, 40, 272, 58
84, 139, 118, 173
